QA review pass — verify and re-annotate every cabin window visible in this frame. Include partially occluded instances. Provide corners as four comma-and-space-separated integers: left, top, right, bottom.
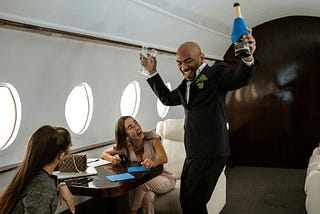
120, 81, 140, 118
157, 82, 171, 118
65, 83, 93, 135
0, 82, 22, 150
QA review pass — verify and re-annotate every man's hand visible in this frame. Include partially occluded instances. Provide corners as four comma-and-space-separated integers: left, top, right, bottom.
140, 53, 157, 75
242, 27, 256, 62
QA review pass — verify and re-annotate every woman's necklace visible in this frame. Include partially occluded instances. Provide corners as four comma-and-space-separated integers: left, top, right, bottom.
134, 144, 144, 153
131, 141, 144, 161
132, 141, 144, 153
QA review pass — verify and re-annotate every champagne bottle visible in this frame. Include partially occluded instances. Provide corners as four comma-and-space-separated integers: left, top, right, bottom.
232, 3, 251, 58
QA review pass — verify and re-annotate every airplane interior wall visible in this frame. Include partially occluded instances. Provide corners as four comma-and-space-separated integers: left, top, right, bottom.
224, 16, 320, 169
0, 27, 186, 167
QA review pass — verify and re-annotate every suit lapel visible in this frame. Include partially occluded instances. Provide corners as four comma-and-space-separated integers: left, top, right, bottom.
178, 79, 188, 105
194, 65, 210, 83
188, 65, 209, 104
179, 65, 210, 107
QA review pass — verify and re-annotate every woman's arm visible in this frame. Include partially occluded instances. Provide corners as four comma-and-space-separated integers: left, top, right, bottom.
59, 184, 75, 214
101, 147, 122, 165
141, 138, 168, 168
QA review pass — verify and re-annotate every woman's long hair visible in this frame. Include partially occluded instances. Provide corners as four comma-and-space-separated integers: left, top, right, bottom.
0, 125, 71, 214
114, 116, 132, 150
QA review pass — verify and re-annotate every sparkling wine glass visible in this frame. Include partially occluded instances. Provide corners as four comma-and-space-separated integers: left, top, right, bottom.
138, 46, 158, 76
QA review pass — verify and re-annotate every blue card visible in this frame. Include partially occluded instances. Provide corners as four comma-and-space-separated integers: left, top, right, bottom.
106, 173, 135, 182
128, 166, 151, 173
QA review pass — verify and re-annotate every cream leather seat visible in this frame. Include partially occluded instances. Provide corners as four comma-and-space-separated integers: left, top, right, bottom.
305, 146, 320, 214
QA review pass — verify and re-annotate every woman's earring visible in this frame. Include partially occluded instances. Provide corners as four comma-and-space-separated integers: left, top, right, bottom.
126, 137, 130, 143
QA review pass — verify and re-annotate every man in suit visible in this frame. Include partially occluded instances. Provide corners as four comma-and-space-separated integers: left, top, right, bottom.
140, 29, 257, 214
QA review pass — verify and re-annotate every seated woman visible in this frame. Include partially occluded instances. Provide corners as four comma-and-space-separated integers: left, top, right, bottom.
101, 116, 176, 214
0, 125, 75, 214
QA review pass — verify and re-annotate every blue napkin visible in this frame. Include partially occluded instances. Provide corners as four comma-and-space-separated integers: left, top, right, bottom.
106, 173, 135, 182
128, 166, 151, 173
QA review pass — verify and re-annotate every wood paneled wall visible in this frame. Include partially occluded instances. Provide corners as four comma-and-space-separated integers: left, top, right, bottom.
224, 16, 320, 168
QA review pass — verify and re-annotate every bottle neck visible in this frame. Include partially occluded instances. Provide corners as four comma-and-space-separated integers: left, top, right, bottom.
233, 6, 242, 18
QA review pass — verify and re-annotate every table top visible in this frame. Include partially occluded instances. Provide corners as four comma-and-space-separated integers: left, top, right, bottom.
65, 161, 163, 198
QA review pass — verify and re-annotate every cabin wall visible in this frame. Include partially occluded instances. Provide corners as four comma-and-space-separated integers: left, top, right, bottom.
224, 16, 320, 168
0, 27, 186, 167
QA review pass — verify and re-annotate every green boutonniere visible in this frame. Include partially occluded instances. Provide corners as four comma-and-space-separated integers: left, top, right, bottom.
195, 74, 208, 89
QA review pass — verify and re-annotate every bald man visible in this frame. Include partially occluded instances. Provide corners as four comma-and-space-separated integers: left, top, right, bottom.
141, 30, 257, 214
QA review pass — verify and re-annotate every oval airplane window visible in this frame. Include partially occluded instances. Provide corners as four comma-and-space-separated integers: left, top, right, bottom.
157, 82, 171, 118
65, 83, 93, 135
120, 81, 140, 118
0, 82, 22, 150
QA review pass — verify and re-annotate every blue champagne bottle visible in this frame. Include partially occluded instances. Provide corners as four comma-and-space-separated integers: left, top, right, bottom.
232, 3, 251, 58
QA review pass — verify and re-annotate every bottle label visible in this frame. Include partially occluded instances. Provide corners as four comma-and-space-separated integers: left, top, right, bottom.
231, 18, 250, 42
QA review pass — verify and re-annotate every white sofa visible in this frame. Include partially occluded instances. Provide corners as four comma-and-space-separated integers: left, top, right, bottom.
154, 119, 226, 214
305, 146, 320, 214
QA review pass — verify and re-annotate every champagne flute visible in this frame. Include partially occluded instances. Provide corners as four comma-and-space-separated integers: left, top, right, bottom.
138, 46, 158, 76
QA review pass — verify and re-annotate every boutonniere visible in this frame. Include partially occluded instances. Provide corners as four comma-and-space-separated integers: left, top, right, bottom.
195, 74, 208, 89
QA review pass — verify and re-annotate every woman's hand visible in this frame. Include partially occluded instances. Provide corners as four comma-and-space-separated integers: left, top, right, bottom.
141, 158, 157, 168
59, 185, 75, 214
110, 154, 122, 165
141, 137, 168, 168
101, 148, 122, 165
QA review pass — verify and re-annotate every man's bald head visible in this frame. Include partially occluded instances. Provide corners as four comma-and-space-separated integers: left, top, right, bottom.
177, 41, 202, 56
176, 41, 205, 81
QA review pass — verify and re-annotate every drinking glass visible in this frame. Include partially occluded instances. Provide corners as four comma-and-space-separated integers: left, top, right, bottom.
233, 38, 251, 58
138, 46, 158, 76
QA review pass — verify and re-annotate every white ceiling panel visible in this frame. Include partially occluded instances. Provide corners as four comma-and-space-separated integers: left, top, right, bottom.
1, 0, 319, 59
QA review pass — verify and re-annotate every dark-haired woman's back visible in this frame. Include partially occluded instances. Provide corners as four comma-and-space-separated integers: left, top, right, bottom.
11, 170, 59, 214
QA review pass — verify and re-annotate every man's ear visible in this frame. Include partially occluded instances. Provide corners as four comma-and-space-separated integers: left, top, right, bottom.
200, 52, 205, 63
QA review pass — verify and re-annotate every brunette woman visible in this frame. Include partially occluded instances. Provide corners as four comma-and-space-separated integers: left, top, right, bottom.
101, 116, 176, 214
0, 125, 75, 214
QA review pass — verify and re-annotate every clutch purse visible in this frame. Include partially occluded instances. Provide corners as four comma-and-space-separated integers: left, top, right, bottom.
59, 154, 87, 172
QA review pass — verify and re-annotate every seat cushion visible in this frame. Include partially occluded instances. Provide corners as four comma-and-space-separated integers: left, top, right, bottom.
156, 119, 185, 179
154, 188, 182, 214
162, 119, 184, 142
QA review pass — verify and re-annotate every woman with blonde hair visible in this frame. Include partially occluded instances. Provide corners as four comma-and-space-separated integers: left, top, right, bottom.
0, 125, 75, 214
